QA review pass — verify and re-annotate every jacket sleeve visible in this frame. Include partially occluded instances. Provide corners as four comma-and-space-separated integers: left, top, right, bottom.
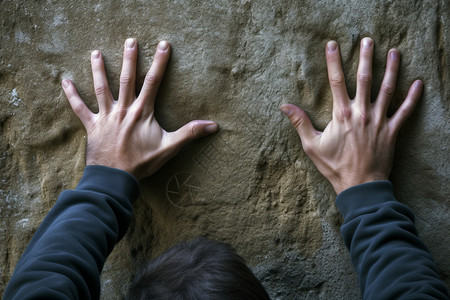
3, 165, 140, 300
336, 181, 449, 300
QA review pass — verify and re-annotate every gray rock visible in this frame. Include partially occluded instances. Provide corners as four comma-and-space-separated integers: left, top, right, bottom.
1, 0, 448, 298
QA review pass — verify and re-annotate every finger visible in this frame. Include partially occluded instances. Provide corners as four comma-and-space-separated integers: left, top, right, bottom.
326, 41, 350, 115
374, 49, 400, 118
118, 38, 138, 107
167, 120, 219, 148
62, 79, 94, 129
389, 80, 423, 135
355, 37, 374, 112
280, 104, 318, 150
91, 50, 114, 112
138, 41, 171, 109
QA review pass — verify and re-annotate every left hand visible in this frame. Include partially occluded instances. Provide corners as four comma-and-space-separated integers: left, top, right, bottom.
62, 39, 219, 180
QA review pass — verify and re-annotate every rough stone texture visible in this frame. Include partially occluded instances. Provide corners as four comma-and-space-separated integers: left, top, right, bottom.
1, 0, 449, 298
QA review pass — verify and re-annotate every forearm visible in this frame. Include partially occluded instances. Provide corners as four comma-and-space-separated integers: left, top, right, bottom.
336, 181, 449, 299
4, 165, 139, 300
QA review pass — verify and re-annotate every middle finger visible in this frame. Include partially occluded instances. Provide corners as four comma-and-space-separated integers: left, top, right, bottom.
118, 38, 138, 107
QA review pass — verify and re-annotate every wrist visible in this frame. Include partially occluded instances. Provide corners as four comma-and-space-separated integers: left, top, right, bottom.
335, 180, 395, 217
331, 174, 389, 195
86, 145, 135, 178
86, 161, 138, 180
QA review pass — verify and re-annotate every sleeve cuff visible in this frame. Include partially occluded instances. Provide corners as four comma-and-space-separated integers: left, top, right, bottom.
76, 165, 141, 202
335, 181, 396, 219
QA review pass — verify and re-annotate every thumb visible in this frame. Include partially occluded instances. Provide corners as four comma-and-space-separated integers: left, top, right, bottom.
280, 103, 316, 142
62, 79, 94, 130
170, 120, 219, 147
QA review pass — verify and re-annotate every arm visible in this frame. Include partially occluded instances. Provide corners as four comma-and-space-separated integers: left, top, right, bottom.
4, 39, 218, 299
282, 38, 449, 299
337, 181, 448, 299
4, 166, 139, 299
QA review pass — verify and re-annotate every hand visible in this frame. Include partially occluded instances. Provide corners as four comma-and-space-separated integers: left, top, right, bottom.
62, 39, 219, 180
281, 38, 423, 194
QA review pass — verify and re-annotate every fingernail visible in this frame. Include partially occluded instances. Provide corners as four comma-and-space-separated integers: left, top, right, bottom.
280, 105, 292, 117
158, 41, 169, 51
327, 41, 337, 52
62, 79, 70, 88
204, 123, 219, 134
414, 80, 423, 89
389, 49, 399, 60
126, 38, 136, 49
362, 37, 373, 48
92, 50, 100, 59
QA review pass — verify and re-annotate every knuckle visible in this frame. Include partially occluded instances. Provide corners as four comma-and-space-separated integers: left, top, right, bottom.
290, 115, 304, 130
381, 83, 395, 97
337, 106, 351, 120
358, 111, 370, 124
72, 103, 85, 116
188, 122, 199, 138
357, 72, 372, 85
398, 104, 412, 118
144, 72, 160, 87
329, 73, 345, 87
114, 106, 128, 120
119, 75, 133, 86
94, 84, 108, 96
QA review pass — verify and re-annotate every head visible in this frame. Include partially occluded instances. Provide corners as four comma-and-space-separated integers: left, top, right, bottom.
126, 237, 270, 300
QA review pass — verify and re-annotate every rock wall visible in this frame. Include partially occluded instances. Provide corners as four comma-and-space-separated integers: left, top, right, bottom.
1, 0, 449, 298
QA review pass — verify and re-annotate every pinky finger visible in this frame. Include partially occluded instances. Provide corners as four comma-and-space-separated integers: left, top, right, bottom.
62, 79, 94, 129
389, 80, 423, 134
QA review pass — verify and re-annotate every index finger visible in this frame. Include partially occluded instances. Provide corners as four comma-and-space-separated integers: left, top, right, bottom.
326, 41, 350, 116
137, 41, 171, 109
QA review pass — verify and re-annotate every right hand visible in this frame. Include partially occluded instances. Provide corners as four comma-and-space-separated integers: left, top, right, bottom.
281, 38, 423, 194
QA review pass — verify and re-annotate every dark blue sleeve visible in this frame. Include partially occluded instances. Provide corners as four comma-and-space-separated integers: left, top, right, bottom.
3, 165, 140, 300
336, 181, 449, 300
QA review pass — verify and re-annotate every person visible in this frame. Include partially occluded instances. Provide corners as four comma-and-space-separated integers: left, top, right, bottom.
3, 37, 448, 299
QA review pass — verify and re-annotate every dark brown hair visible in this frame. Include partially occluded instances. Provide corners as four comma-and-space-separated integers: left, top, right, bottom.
126, 237, 270, 300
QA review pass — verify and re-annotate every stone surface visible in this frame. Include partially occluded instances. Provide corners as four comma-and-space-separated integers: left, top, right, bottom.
1, 0, 449, 298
